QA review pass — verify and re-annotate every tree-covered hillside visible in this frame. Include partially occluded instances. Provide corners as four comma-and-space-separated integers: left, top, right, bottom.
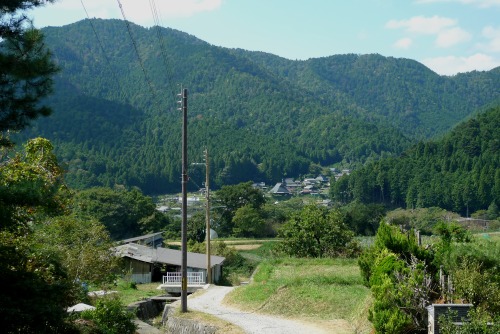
233, 51, 500, 138
331, 106, 500, 215
18, 19, 500, 194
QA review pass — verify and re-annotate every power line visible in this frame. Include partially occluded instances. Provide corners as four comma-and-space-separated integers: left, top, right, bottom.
80, 0, 122, 95
149, 0, 179, 102
116, 0, 162, 110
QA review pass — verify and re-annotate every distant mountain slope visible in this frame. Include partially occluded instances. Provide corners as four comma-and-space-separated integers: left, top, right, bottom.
18, 19, 500, 194
233, 50, 500, 137
331, 106, 500, 215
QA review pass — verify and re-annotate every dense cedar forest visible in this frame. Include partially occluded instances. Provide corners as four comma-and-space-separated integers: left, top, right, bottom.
18, 19, 500, 195
331, 106, 500, 216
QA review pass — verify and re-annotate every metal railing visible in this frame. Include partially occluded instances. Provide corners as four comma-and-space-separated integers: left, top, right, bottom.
162, 272, 205, 285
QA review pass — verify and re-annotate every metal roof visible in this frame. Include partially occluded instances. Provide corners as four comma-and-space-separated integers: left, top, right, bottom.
117, 232, 164, 244
114, 243, 225, 269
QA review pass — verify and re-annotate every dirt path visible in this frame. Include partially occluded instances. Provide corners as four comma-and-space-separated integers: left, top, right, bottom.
186, 285, 330, 334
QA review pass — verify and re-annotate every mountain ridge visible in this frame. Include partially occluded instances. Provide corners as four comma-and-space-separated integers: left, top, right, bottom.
17, 19, 500, 194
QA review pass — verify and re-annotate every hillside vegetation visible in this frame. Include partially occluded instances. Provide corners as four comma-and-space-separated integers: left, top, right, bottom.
331, 106, 500, 216
16, 19, 500, 194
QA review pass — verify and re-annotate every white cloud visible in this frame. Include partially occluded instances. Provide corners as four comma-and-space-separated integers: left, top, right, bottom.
480, 26, 500, 52
435, 27, 472, 47
414, 0, 500, 8
116, 0, 223, 22
394, 37, 413, 49
421, 53, 500, 75
44, 0, 223, 23
386, 15, 472, 49
386, 16, 456, 35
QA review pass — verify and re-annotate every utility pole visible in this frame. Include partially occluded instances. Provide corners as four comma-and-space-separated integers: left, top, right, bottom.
204, 148, 212, 284
178, 88, 188, 313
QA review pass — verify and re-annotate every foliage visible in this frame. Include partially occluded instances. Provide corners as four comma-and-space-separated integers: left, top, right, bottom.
340, 201, 385, 236
0, 138, 79, 333
331, 106, 500, 216
187, 211, 206, 243
359, 223, 438, 333
434, 221, 471, 245
278, 204, 360, 258
79, 296, 137, 334
33, 215, 119, 286
0, 0, 58, 147
188, 240, 255, 285
212, 181, 266, 237
71, 186, 172, 240
385, 207, 459, 235
450, 260, 500, 315
232, 204, 267, 238
438, 309, 500, 334
17, 20, 499, 194
361, 220, 500, 333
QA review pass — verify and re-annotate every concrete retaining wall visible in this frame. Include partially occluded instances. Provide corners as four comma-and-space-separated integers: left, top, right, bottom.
128, 299, 165, 320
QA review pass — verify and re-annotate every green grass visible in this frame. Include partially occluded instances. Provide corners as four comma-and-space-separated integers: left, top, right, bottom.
225, 257, 372, 326
112, 280, 165, 306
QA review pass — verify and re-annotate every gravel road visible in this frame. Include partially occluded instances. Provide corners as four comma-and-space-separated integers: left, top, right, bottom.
186, 285, 328, 334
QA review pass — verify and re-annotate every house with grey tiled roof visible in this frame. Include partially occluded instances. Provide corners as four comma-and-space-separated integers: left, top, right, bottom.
114, 243, 225, 285
269, 182, 291, 196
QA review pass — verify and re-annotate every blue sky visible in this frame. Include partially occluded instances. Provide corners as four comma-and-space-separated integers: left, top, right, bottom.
30, 0, 500, 75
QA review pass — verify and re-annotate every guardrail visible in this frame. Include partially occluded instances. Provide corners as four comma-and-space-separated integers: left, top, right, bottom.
162, 272, 205, 285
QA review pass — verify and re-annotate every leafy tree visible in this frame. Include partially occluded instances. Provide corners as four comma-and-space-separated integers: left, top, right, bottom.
332, 106, 500, 215
71, 186, 168, 240
33, 215, 119, 286
232, 204, 267, 238
0, 0, 58, 147
212, 181, 266, 236
0, 138, 77, 333
187, 211, 206, 243
341, 201, 385, 235
278, 204, 360, 258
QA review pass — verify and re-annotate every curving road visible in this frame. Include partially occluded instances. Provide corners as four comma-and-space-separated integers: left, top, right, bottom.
186, 285, 328, 334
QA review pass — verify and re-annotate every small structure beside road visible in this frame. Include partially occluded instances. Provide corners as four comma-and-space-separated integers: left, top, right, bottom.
114, 243, 225, 292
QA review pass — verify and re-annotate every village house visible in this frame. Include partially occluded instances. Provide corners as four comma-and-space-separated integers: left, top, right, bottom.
114, 243, 225, 286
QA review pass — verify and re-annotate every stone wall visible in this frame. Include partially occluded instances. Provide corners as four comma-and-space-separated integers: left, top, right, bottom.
162, 305, 218, 334
128, 300, 219, 334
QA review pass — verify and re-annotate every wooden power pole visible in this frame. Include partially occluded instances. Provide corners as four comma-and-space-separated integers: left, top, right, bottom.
179, 88, 188, 312
204, 148, 212, 284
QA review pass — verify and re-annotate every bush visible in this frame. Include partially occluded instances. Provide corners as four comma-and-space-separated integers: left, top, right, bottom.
439, 309, 500, 334
79, 296, 136, 334
278, 204, 360, 258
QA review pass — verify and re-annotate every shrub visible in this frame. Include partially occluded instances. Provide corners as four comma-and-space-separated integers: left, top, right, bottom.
79, 296, 136, 334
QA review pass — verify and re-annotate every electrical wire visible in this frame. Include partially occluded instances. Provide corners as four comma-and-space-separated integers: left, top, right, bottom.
116, 0, 162, 110
149, 0, 178, 100
80, 0, 123, 95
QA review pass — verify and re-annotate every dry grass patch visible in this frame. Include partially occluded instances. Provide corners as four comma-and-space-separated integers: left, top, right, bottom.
172, 308, 245, 334
230, 244, 262, 250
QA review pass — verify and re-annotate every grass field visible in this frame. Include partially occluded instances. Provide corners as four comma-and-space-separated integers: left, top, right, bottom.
112, 281, 165, 306
225, 257, 373, 334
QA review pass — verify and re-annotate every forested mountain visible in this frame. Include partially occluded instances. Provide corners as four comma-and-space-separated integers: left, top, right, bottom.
18, 19, 500, 194
331, 106, 500, 215
237, 51, 500, 138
